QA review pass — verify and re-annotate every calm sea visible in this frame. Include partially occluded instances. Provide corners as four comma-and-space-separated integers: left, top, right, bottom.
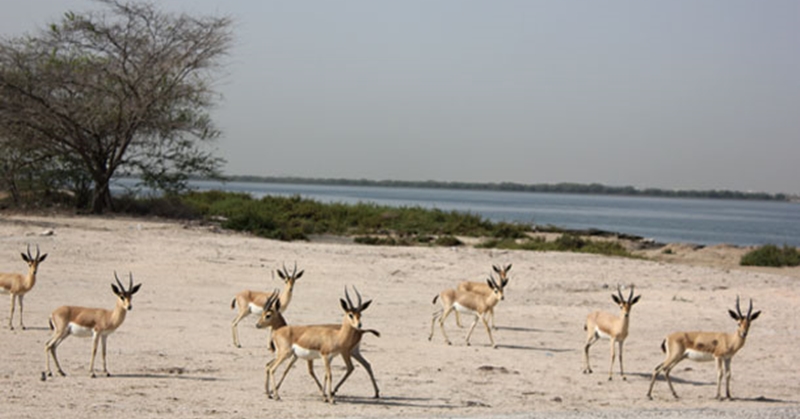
116, 179, 800, 247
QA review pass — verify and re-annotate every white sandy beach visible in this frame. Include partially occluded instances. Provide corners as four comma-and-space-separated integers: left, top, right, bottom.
1, 214, 798, 418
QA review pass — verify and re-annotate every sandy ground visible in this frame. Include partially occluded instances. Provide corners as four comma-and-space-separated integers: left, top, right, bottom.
1, 214, 798, 419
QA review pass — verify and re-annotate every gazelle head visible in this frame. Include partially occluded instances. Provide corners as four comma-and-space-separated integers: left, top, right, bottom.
340, 286, 372, 330
486, 274, 506, 301
256, 290, 282, 329
492, 263, 512, 281
277, 262, 304, 291
21, 244, 47, 273
611, 285, 640, 318
111, 272, 142, 311
728, 296, 761, 339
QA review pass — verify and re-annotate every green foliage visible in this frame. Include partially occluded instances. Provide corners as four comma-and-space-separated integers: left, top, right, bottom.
434, 235, 463, 247
477, 234, 634, 258
176, 191, 530, 242
740, 245, 800, 267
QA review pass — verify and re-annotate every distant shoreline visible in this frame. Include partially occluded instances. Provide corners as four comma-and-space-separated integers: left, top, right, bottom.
211, 175, 792, 202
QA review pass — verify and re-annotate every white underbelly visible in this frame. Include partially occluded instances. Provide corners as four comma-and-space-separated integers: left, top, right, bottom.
594, 326, 612, 340
68, 323, 94, 337
292, 344, 321, 360
248, 303, 264, 313
686, 349, 715, 362
453, 303, 477, 316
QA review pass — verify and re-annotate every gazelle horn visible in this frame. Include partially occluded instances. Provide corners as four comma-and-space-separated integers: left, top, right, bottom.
345, 286, 354, 310
114, 271, 125, 291
735, 295, 743, 318
354, 285, 363, 309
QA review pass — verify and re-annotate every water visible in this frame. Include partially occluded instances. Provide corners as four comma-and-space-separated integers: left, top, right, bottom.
115, 179, 800, 247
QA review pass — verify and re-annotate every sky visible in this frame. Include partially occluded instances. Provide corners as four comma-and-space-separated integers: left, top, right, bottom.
2, 1, 799, 194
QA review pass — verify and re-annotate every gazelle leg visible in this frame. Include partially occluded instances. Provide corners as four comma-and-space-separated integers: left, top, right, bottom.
230, 308, 250, 348
646, 362, 663, 399
455, 310, 463, 328
305, 360, 325, 396
268, 351, 293, 401
101, 335, 110, 376
481, 313, 496, 348
489, 307, 497, 330
264, 358, 275, 397
583, 332, 599, 374
428, 309, 442, 341
608, 339, 616, 380
464, 315, 480, 346
8, 294, 15, 330
18, 294, 25, 330
438, 307, 454, 345
713, 357, 724, 400
332, 354, 355, 397
322, 356, 334, 403
275, 354, 299, 391
337, 347, 380, 398
618, 341, 626, 380
723, 358, 733, 400
89, 332, 101, 378
47, 332, 70, 377
664, 356, 686, 398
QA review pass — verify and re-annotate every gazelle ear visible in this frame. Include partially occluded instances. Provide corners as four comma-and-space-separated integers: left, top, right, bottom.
39, 254, 48, 262
277, 270, 286, 279
340, 299, 348, 312
274, 298, 281, 311
749, 311, 761, 321
21, 253, 30, 262
295, 270, 304, 279
505, 264, 512, 272
360, 300, 372, 312
612, 294, 622, 304
728, 309, 740, 321
111, 284, 122, 296
486, 278, 496, 290
501, 278, 509, 288
130, 284, 142, 295
630, 295, 641, 305
493, 265, 501, 273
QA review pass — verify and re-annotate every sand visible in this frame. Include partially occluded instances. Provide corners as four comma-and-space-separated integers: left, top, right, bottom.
1, 214, 798, 419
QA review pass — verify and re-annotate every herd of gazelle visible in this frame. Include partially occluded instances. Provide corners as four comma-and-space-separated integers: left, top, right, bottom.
1, 246, 765, 401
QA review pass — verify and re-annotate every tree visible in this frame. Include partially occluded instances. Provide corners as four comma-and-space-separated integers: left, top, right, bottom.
0, 0, 232, 213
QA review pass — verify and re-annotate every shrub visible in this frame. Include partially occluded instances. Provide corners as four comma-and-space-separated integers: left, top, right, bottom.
477, 234, 633, 257
434, 235, 463, 247
740, 245, 800, 267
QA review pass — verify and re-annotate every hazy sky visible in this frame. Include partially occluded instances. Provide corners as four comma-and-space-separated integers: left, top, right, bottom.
2, 1, 799, 194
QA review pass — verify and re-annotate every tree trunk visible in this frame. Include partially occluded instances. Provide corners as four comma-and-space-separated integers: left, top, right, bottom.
90, 176, 114, 214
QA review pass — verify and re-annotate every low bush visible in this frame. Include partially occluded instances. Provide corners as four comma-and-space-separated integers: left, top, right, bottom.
740, 245, 800, 267
435, 235, 463, 247
174, 191, 531, 241
477, 234, 633, 257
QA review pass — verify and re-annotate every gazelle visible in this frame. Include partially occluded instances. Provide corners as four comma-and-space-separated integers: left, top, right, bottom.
42, 272, 142, 380
256, 290, 381, 399
583, 285, 641, 380
456, 263, 511, 329
429, 273, 506, 348
0, 245, 47, 330
231, 262, 304, 347
646, 297, 761, 400
265, 286, 373, 403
